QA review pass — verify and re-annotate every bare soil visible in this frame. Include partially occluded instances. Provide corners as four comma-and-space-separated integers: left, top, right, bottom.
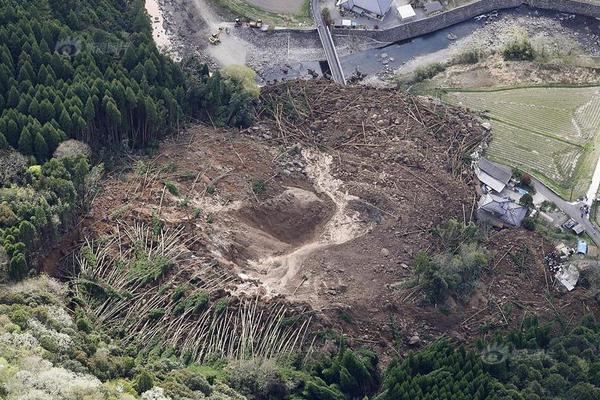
242, 0, 305, 14
79, 80, 599, 358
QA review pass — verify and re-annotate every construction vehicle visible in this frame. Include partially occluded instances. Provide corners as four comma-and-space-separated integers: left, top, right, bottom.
208, 33, 220, 45
234, 18, 242, 27
249, 19, 263, 28
208, 27, 225, 45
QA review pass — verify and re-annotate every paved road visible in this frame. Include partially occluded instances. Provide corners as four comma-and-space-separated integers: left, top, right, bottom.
311, 0, 346, 85
532, 177, 600, 245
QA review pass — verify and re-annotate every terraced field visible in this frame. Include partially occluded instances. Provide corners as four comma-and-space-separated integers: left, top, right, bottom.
445, 86, 600, 199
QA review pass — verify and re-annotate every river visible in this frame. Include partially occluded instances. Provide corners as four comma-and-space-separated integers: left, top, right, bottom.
340, 5, 600, 78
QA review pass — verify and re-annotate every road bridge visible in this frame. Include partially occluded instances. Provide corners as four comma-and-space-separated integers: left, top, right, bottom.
311, 1, 346, 85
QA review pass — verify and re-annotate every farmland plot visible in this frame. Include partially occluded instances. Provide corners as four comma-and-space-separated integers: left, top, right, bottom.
445, 87, 600, 198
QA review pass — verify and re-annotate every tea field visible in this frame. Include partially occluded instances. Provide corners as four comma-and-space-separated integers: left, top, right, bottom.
444, 86, 600, 199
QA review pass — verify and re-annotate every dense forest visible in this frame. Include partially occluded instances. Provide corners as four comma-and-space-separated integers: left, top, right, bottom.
3, 275, 600, 399
0, 0, 256, 282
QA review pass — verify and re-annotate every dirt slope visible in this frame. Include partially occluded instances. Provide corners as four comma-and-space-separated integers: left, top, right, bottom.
79, 80, 596, 357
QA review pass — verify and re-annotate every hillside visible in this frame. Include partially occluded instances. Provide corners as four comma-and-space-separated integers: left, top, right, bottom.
3, 0, 600, 398
3, 80, 600, 399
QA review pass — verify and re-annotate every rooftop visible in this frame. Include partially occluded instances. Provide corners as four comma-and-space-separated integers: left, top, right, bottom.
478, 158, 512, 185
337, 0, 393, 17
478, 193, 527, 227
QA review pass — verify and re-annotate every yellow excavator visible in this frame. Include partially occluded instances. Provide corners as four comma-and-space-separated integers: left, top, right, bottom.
209, 27, 226, 45
209, 32, 220, 45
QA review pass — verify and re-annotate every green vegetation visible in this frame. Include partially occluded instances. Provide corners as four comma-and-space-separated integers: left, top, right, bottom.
377, 314, 600, 400
453, 49, 483, 65
251, 178, 266, 195
445, 86, 600, 198
0, 0, 258, 282
0, 153, 99, 281
4, 274, 600, 399
209, 0, 313, 28
503, 37, 536, 61
408, 219, 487, 304
415, 63, 446, 82
322, 7, 333, 27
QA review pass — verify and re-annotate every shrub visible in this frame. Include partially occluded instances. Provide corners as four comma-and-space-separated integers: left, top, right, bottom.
454, 49, 481, 65
520, 193, 534, 207
522, 217, 536, 231
76, 316, 93, 333
321, 7, 332, 26
252, 179, 266, 195
185, 291, 210, 314
221, 65, 260, 99
214, 297, 229, 314
193, 208, 202, 219
8, 253, 27, 281
135, 370, 155, 394
164, 181, 178, 196
503, 38, 535, 61
227, 360, 288, 400
413, 241, 488, 304
148, 308, 166, 320
414, 63, 446, 82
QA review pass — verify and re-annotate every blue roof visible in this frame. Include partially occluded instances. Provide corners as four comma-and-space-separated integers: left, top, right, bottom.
577, 240, 588, 254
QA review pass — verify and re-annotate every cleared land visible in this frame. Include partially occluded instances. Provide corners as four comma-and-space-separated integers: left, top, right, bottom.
242, 0, 305, 13
210, 0, 312, 26
445, 86, 600, 199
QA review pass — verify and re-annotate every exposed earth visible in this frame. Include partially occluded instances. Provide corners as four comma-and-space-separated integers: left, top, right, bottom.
243, 0, 306, 14
63, 80, 600, 357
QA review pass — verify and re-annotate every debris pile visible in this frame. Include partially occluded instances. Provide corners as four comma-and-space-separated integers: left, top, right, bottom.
258, 80, 486, 178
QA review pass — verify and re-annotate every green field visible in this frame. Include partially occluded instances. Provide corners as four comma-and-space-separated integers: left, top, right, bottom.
444, 86, 600, 199
210, 0, 312, 27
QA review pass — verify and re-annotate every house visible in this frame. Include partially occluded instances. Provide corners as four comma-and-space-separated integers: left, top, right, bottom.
477, 193, 527, 227
563, 218, 585, 235
337, 0, 393, 20
475, 158, 512, 193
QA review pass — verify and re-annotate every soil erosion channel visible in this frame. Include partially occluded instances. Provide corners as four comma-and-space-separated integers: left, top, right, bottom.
248, 149, 372, 297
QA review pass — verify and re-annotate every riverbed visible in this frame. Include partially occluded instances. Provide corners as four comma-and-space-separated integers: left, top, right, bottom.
340, 5, 600, 80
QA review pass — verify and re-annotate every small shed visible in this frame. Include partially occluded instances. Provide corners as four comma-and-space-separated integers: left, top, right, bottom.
341, 19, 353, 27
577, 240, 588, 255
397, 4, 416, 21
424, 1, 443, 15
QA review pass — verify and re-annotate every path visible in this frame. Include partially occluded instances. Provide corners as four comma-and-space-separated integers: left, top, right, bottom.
532, 177, 600, 245
311, 0, 346, 85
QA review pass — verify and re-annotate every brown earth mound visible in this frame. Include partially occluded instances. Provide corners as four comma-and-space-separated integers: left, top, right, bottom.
71, 80, 598, 359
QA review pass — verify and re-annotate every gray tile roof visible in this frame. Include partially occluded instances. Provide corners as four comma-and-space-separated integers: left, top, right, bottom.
339, 0, 393, 16
479, 193, 527, 227
478, 158, 511, 186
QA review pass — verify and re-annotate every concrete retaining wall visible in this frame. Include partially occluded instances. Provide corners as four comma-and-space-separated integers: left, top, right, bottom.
331, 0, 600, 43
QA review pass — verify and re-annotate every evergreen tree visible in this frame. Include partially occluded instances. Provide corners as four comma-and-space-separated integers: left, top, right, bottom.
18, 126, 34, 155
33, 131, 48, 161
